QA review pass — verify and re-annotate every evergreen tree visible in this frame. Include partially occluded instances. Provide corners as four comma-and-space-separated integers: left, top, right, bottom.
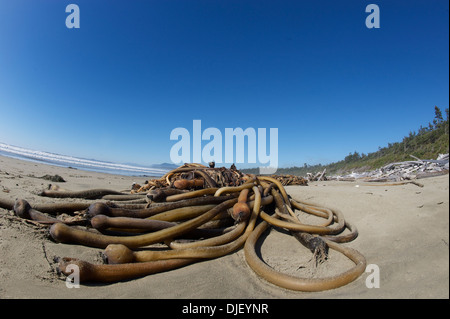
434, 106, 443, 127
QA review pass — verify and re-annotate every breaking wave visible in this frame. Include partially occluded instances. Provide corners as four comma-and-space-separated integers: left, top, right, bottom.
0, 142, 169, 177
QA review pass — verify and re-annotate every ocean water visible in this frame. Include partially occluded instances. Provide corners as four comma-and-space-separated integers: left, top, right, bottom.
0, 142, 171, 177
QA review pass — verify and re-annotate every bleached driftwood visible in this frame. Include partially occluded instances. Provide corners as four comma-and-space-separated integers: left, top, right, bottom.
329, 153, 449, 182
307, 168, 327, 182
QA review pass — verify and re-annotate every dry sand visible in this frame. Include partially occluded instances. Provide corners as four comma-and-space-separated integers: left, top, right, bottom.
0, 154, 448, 299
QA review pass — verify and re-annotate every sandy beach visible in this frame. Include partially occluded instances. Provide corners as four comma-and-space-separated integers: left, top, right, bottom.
0, 154, 448, 299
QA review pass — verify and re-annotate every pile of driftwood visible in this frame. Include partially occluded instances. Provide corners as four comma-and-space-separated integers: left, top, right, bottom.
0, 163, 366, 291
307, 169, 327, 182
330, 153, 449, 182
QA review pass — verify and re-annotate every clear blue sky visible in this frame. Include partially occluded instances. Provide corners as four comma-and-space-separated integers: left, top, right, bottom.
0, 0, 448, 169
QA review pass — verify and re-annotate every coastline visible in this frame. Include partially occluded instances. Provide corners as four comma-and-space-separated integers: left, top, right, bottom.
0, 142, 170, 177
0, 154, 448, 299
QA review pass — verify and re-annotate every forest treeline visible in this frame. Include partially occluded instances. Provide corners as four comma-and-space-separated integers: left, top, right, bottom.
243, 106, 449, 177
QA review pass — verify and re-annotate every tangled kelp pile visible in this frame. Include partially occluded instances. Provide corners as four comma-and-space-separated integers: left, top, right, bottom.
131, 163, 308, 193
0, 163, 365, 292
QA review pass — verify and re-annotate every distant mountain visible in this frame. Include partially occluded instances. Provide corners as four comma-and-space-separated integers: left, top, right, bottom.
150, 163, 179, 169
